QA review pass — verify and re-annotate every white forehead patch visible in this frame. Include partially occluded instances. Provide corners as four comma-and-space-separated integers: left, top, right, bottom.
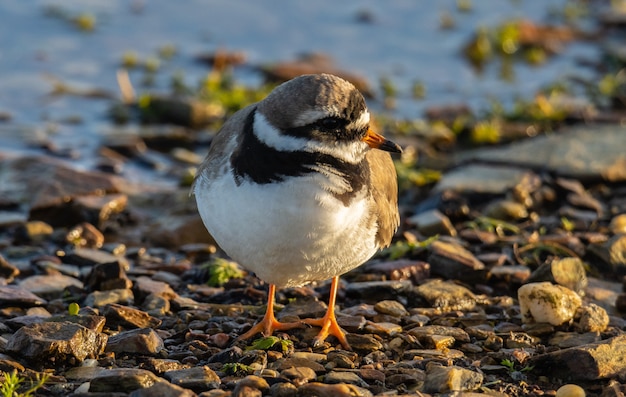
254, 111, 308, 151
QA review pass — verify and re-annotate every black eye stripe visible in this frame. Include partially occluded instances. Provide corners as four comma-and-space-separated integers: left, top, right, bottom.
317, 117, 348, 131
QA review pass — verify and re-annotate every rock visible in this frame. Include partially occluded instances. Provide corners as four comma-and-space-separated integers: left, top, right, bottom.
324, 371, 368, 387
609, 214, 626, 235
0, 285, 46, 307
422, 365, 483, 393
407, 209, 457, 236
460, 125, 626, 182
277, 296, 326, 320
518, 282, 582, 325
555, 384, 586, 397
297, 382, 373, 397
408, 325, 471, 345
64, 247, 130, 269
270, 382, 298, 397
0, 255, 19, 280
18, 220, 53, 242
71, 194, 128, 230
104, 303, 162, 329
327, 350, 358, 369
89, 368, 162, 393
5, 321, 107, 365
345, 334, 383, 353
163, 366, 221, 392
281, 366, 317, 384
140, 358, 189, 375
345, 280, 412, 301
483, 199, 529, 220
18, 274, 84, 300
427, 240, 485, 282
364, 260, 430, 283
105, 328, 164, 355
232, 375, 269, 397
413, 279, 477, 311
575, 303, 609, 333
84, 288, 134, 307
133, 276, 178, 301
531, 335, 626, 380
590, 235, 626, 274
85, 261, 133, 291
129, 381, 197, 397
433, 164, 536, 195
549, 332, 601, 348
66, 222, 105, 249
526, 257, 587, 295
373, 300, 408, 317
271, 357, 325, 373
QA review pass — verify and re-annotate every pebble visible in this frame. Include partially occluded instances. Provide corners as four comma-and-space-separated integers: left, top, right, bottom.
526, 257, 587, 295
555, 384, 586, 397
129, 381, 197, 397
407, 208, 457, 236
163, 366, 221, 392
427, 240, 485, 282
373, 300, 408, 317
106, 328, 164, 355
518, 282, 582, 325
84, 288, 134, 307
18, 274, 83, 300
88, 368, 161, 393
296, 382, 373, 397
422, 364, 483, 393
104, 302, 162, 329
609, 213, 626, 235
575, 303, 609, 333
413, 279, 477, 311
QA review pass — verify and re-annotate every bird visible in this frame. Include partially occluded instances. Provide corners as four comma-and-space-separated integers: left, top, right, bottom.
192, 73, 401, 350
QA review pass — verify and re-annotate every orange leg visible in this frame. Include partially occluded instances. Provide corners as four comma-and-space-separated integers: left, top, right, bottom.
236, 284, 302, 342
302, 276, 351, 350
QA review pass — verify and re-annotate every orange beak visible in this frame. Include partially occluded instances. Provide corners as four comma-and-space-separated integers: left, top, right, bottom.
362, 129, 402, 153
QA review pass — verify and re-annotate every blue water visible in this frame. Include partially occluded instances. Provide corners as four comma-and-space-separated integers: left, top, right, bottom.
0, 0, 598, 173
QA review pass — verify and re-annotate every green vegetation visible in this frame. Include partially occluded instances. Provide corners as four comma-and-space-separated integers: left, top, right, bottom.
68, 302, 80, 316
221, 363, 253, 375
247, 336, 294, 354
0, 371, 50, 397
201, 258, 244, 287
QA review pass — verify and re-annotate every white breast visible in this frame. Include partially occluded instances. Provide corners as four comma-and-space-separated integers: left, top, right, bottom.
193, 168, 379, 288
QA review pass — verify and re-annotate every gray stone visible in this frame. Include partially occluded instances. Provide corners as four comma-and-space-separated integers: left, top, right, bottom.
104, 303, 162, 329
458, 125, 626, 182
297, 382, 373, 397
422, 365, 483, 393
526, 257, 587, 295
483, 199, 529, 220
163, 366, 221, 392
280, 366, 317, 383
575, 303, 609, 333
531, 334, 626, 380
129, 381, 197, 397
373, 300, 408, 317
6, 321, 107, 365
433, 164, 535, 195
324, 371, 368, 387
364, 260, 430, 283
106, 328, 164, 355
0, 285, 46, 306
84, 288, 134, 307
64, 247, 130, 268
345, 280, 413, 301
407, 209, 457, 236
89, 368, 162, 393
427, 240, 485, 282
408, 325, 471, 345
413, 279, 477, 312
18, 274, 83, 300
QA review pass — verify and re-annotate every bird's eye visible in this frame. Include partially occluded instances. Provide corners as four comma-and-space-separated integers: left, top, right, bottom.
317, 117, 344, 131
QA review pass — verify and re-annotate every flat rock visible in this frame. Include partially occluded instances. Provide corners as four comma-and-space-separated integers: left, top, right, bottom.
64, 247, 130, 269
163, 366, 221, 392
89, 368, 162, 393
413, 279, 477, 312
364, 260, 430, 283
5, 321, 107, 365
296, 381, 373, 397
84, 288, 134, 308
324, 371, 368, 387
345, 280, 412, 302
129, 380, 197, 397
458, 124, 626, 182
18, 274, 83, 300
105, 328, 164, 355
0, 285, 47, 307
422, 365, 483, 393
104, 303, 162, 329
427, 240, 485, 282
531, 334, 626, 380
433, 164, 535, 194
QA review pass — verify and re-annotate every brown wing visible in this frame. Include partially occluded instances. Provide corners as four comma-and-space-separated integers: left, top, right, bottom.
365, 149, 400, 248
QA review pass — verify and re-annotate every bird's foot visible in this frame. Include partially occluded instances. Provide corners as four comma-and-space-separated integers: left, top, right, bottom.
236, 314, 303, 342
303, 313, 351, 350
